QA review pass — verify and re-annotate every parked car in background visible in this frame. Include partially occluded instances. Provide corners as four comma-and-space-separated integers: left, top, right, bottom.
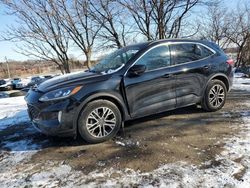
234, 67, 250, 78
22, 75, 55, 92
15, 78, 30, 89
0, 79, 13, 91
11, 78, 21, 89
0, 79, 6, 86
41, 75, 54, 83
234, 72, 249, 78
25, 39, 234, 143
27, 76, 44, 87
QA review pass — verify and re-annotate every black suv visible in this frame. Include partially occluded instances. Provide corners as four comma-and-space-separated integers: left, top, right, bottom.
25, 39, 234, 143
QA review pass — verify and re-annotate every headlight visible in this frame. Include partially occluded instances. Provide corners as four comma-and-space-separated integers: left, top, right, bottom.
39, 86, 82, 102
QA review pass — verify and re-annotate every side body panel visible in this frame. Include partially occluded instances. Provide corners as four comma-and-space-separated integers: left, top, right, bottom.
123, 67, 176, 118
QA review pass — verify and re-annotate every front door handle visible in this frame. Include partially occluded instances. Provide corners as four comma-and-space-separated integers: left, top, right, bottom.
203, 65, 210, 70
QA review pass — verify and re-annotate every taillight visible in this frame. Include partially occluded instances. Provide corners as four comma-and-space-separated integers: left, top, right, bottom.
226, 59, 234, 66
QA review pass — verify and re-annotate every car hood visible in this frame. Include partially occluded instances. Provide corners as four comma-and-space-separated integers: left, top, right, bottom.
37, 71, 110, 92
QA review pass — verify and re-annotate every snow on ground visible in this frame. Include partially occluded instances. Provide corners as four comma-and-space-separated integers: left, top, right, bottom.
46, 108, 248, 187
0, 96, 29, 130
0, 78, 250, 187
0, 96, 45, 187
233, 77, 250, 92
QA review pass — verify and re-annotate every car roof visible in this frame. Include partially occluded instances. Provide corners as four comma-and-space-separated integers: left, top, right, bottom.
148, 38, 215, 46
128, 39, 218, 49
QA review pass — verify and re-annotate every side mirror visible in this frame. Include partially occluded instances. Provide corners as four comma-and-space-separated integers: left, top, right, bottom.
127, 64, 146, 77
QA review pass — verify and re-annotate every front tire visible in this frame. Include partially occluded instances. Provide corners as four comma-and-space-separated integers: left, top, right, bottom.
201, 79, 227, 112
78, 100, 121, 144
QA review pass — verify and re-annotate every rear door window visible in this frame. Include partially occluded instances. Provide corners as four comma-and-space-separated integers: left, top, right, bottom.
170, 43, 214, 65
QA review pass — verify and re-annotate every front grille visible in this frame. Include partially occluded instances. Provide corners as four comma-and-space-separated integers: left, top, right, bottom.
27, 104, 40, 120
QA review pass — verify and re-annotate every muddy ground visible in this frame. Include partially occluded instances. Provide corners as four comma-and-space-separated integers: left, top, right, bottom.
0, 88, 250, 186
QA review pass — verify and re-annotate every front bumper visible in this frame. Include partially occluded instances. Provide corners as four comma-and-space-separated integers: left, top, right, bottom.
25, 90, 77, 137
16, 84, 25, 89
31, 120, 75, 137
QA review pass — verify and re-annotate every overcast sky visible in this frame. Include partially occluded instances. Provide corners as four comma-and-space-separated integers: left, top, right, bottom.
0, 0, 243, 62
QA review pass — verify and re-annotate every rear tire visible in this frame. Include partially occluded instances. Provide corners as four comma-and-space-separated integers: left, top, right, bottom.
201, 79, 227, 112
78, 100, 121, 144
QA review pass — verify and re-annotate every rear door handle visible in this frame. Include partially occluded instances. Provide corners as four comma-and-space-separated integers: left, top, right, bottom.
163, 74, 173, 78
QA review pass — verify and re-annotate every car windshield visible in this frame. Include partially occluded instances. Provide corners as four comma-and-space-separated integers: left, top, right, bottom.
90, 45, 143, 73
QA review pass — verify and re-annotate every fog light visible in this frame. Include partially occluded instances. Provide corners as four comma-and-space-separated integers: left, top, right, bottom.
58, 111, 62, 123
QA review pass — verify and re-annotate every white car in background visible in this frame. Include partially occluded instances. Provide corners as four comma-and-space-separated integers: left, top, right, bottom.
15, 78, 31, 89
0, 79, 13, 91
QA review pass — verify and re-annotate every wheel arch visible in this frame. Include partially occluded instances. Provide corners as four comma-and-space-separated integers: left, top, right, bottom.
86, 95, 128, 121
201, 73, 229, 112
206, 73, 230, 91
73, 92, 130, 135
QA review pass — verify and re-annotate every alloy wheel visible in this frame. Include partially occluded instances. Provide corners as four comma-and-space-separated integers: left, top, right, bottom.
208, 84, 225, 108
86, 107, 116, 138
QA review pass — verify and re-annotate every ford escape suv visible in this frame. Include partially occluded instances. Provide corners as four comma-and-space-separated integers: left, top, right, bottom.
25, 39, 234, 143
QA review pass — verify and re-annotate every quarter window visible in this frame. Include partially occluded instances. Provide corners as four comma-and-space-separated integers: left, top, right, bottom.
136, 45, 171, 71
171, 43, 214, 65
200, 45, 214, 57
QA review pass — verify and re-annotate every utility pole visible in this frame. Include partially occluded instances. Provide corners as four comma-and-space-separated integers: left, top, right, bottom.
4, 56, 11, 79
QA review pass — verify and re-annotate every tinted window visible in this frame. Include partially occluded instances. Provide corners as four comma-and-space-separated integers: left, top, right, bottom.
200, 45, 214, 57
136, 45, 171, 71
171, 43, 214, 65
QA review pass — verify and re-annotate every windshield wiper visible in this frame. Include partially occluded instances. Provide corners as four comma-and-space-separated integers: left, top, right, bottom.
101, 64, 125, 74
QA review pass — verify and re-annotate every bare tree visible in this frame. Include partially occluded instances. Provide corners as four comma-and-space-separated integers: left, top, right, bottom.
89, 0, 131, 49
198, 0, 231, 48
121, 0, 154, 41
197, 0, 250, 67
53, 0, 102, 69
0, 62, 9, 78
241, 38, 250, 67
1, 0, 71, 73
226, 3, 250, 67
122, 0, 201, 40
